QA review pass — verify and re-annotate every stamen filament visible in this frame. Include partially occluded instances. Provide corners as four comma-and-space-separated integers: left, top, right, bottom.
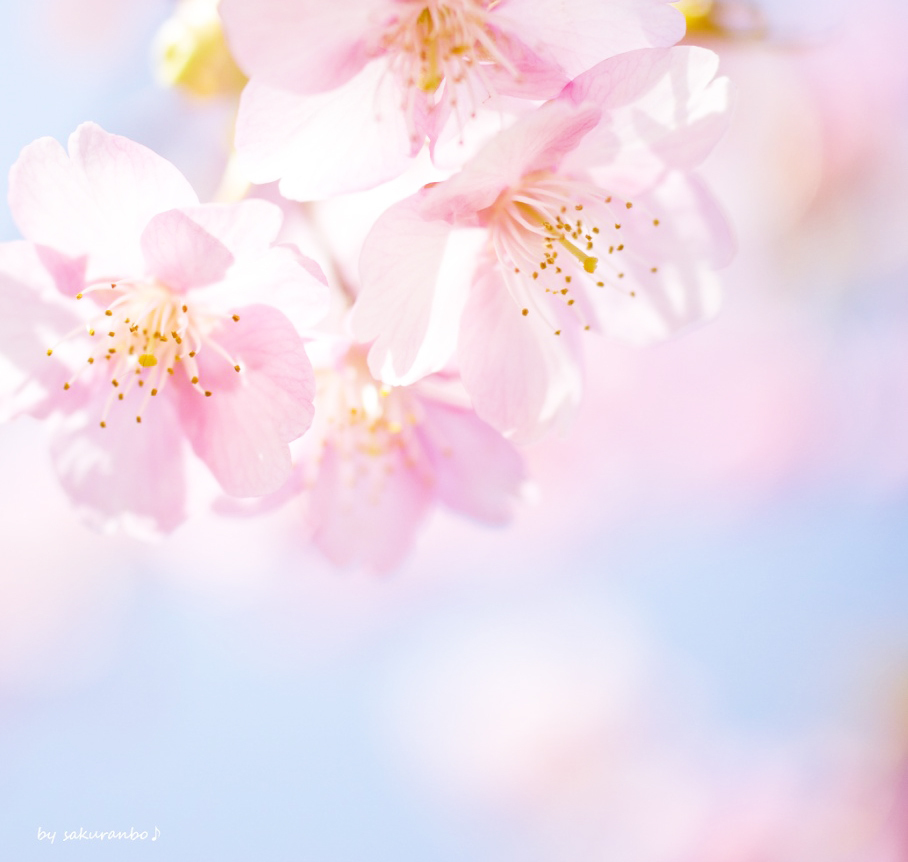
557, 235, 598, 273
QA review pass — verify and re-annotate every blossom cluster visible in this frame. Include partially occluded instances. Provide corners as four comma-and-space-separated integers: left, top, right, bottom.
0, 0, 733, 569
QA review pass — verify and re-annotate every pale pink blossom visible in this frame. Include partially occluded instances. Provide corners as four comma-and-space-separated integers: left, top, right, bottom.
1, 123, 329, 532
352, 47, 733, 440
731, 0, 908, 287
219, 0, 686, 199
290, 341, 526, 572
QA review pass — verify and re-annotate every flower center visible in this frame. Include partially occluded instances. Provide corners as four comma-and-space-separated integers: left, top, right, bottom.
312, 349, 433, 497
379, 0, 516, 141
488, 173, 662, 334
322, 353, 418, 453
47, 279, 242, 427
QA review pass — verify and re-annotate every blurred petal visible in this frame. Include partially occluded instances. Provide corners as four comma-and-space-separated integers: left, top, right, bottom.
562, 47, 732, 189
50, 389, 188, 535
0, 242, 82, 420
418, 399, 526, 522
590, 172, 729, 344
307, 443, 433, 573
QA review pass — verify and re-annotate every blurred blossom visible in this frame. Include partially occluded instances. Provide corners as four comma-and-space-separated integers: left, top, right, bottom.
0, 422, 130, 699
153, 0, 247, 99
291, 341, 527, 573
673, 728, 908, 862
784, 0, 908, 287
695, 0, 908, 290
675, 0, 767, 39
525, 293, 828, 525
376, 600, 668, 808
378, 604, 908, 862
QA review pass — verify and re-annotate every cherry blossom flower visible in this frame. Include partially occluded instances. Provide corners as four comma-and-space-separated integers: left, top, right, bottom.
291, 341, 526, 572
351, 47, 734, 440
0, 123, 329, 533
219, 0, 686, 199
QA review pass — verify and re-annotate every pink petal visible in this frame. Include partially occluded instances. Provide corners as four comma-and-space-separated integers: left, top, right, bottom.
660, 172, 735, 270
33, 246, 88, 298
177, 199, 283, 260
563, 46, 720, 111
176, 304, 316, 497
50, 390, 188, 535
69, 122, 199, 217
307, 443, 433, 573
9, 123, 198, 279
212, 464, 306, 519
458, 262, 584, 442
492, 0, 685, 80
235, 63, 416, 200
219, 0, 381, 93
428, 94, 518, 172
8, 137, 98, 258
353, 196, 485, 385
561, 47, 732, 188
417, 399, 526, 523
0, 242, 82, 421
140, 209, 234, 291
478, 27, 570, 100
421, 101, 601, 222
190, 244, 330, 333
589, 172, 730, 344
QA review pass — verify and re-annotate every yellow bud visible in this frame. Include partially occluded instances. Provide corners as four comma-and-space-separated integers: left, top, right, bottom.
673, 0, 766, 40
153, 0, 247, 98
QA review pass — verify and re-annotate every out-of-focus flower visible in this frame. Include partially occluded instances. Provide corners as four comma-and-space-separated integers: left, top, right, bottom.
782, 0, 908, 287
1, 123, 329, 533
290, 340, 526, 572
153, 0, 247, 99
352, 47, 732, 440
686, 0, 908, 290
219, 0, 686, 199
674, 0, 766, 40
671, 732, 908, 862
376, 596, 716, 861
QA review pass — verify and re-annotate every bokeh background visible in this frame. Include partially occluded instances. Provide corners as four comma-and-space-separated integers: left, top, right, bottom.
1, 0, 907, 859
